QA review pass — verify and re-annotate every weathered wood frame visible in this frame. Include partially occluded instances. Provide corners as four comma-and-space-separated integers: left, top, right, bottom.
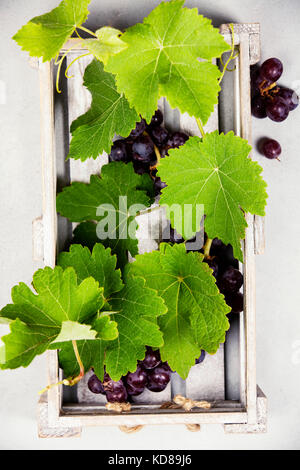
35, 24, 267, 438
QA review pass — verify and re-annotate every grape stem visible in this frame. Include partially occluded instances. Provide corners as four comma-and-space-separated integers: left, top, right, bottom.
38, 340, 85, 395
203, 238, 213, 258
143, 130, 161, 174
77, 25, 98, 37
196, 118, 205, 138
219, 23, 236, 84
65, 52, 91, 78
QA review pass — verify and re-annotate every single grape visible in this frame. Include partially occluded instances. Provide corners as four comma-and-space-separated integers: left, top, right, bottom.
147, 365, 171, 392
133, 160, 150, 175
218, 266, 243, 293
149, 109, 163, 128
251, 94, 267, 118
87, 374, 105, 394
225, 291, 244, 313
154, 176, 167, 196
130, 119, 146, 139
210, 238, 226, 257
106, 382, 128, 403
132, 135, 154, 163
252, 73, 273, 95
204, 257, 219, 277
266, 96, 289, 122
261, 138, 282, 159
140, 347, 161, 370
277, 86, 299, 111
260, 58, 283, 82
166, 132, 189, 150
150, 126, 169, 146
109, 140, 129, 162
102, 373, 123, 392
169, 227, 185, 244
195, 350, 206, 365
124, 365, 148, 396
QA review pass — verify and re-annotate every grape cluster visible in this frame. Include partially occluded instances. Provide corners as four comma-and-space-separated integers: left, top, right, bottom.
208, 238, 244, 316
87, 347, 173, 402
251, 57, 299, 160
109, 110, 189, 195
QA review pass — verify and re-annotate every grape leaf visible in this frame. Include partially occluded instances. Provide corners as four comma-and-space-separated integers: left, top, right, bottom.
106, 0, 229, 123
52, 321, 97, 343
85, 27, 127, 65
0, 266, 104, 369
57, 277, 166, 381
58, 243, 123, 300
127, 243, 230, 379
56, 338, 106, 380
56, 162, 151, 268
157, 131, 268, 261
13, 0, 91, 62
105, 276, 166, 380
68, 60, 139, 160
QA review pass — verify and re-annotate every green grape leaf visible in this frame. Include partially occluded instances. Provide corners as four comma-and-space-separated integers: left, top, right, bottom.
106, 0, 229, 123
127, 243, 230, 379
68, 59, 139, 160
58, 243, 123, 300
0, 266, 104, 369
52, 321, 97, 343
157, 131, 268, 261
57, 277, 166, 381
56, 338, 106, 380
85, 27, 127, 65
56, 162, 151, 268
92, 316, 118, 341
104, 276, 166, 380
13, 0, 91, 62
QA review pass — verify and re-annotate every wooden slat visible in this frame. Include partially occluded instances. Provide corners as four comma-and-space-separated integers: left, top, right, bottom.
38, 60, 61, 427
238, 33, 257, 424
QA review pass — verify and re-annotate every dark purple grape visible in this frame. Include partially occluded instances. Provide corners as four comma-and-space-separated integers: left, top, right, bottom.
218, 266, 243, 293
160, 362, 172, 372
132, 135, 154, 163
251, 94, 267, 118
169, 227, 184, 244
133, 160, 150, 175
147, 365, 171, 392
166, 132, 189, 150
210, 238, 226, 257
109, 140, 129, 162
87, 374, 105, 394
195, 350, 206, 365
124, 365, 148, 396
130, 119, 146, 139
150, 126, 169, 146
149, 109, 163, 128
154, 176, 167, 196
277, 87, 299, 111
266, 96, 289, 122
106, 382, 128, 403
260, 58, 283, 82
140, 347, 161, 370
102, 373, 123, 392
261, 138, 281, 160
225, 291, 244, 313
204, 257, 219, 277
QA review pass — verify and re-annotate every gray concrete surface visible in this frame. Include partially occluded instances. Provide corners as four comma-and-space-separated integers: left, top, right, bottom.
0, 0, 300, 450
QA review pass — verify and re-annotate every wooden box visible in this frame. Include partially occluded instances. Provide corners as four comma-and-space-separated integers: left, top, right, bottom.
33, 24, 267, 437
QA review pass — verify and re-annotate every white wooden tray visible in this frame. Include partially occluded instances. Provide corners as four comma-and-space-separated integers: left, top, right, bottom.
33, 23, 267, 437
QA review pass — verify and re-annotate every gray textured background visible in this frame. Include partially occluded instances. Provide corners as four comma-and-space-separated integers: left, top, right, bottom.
1, 0, 300, 450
